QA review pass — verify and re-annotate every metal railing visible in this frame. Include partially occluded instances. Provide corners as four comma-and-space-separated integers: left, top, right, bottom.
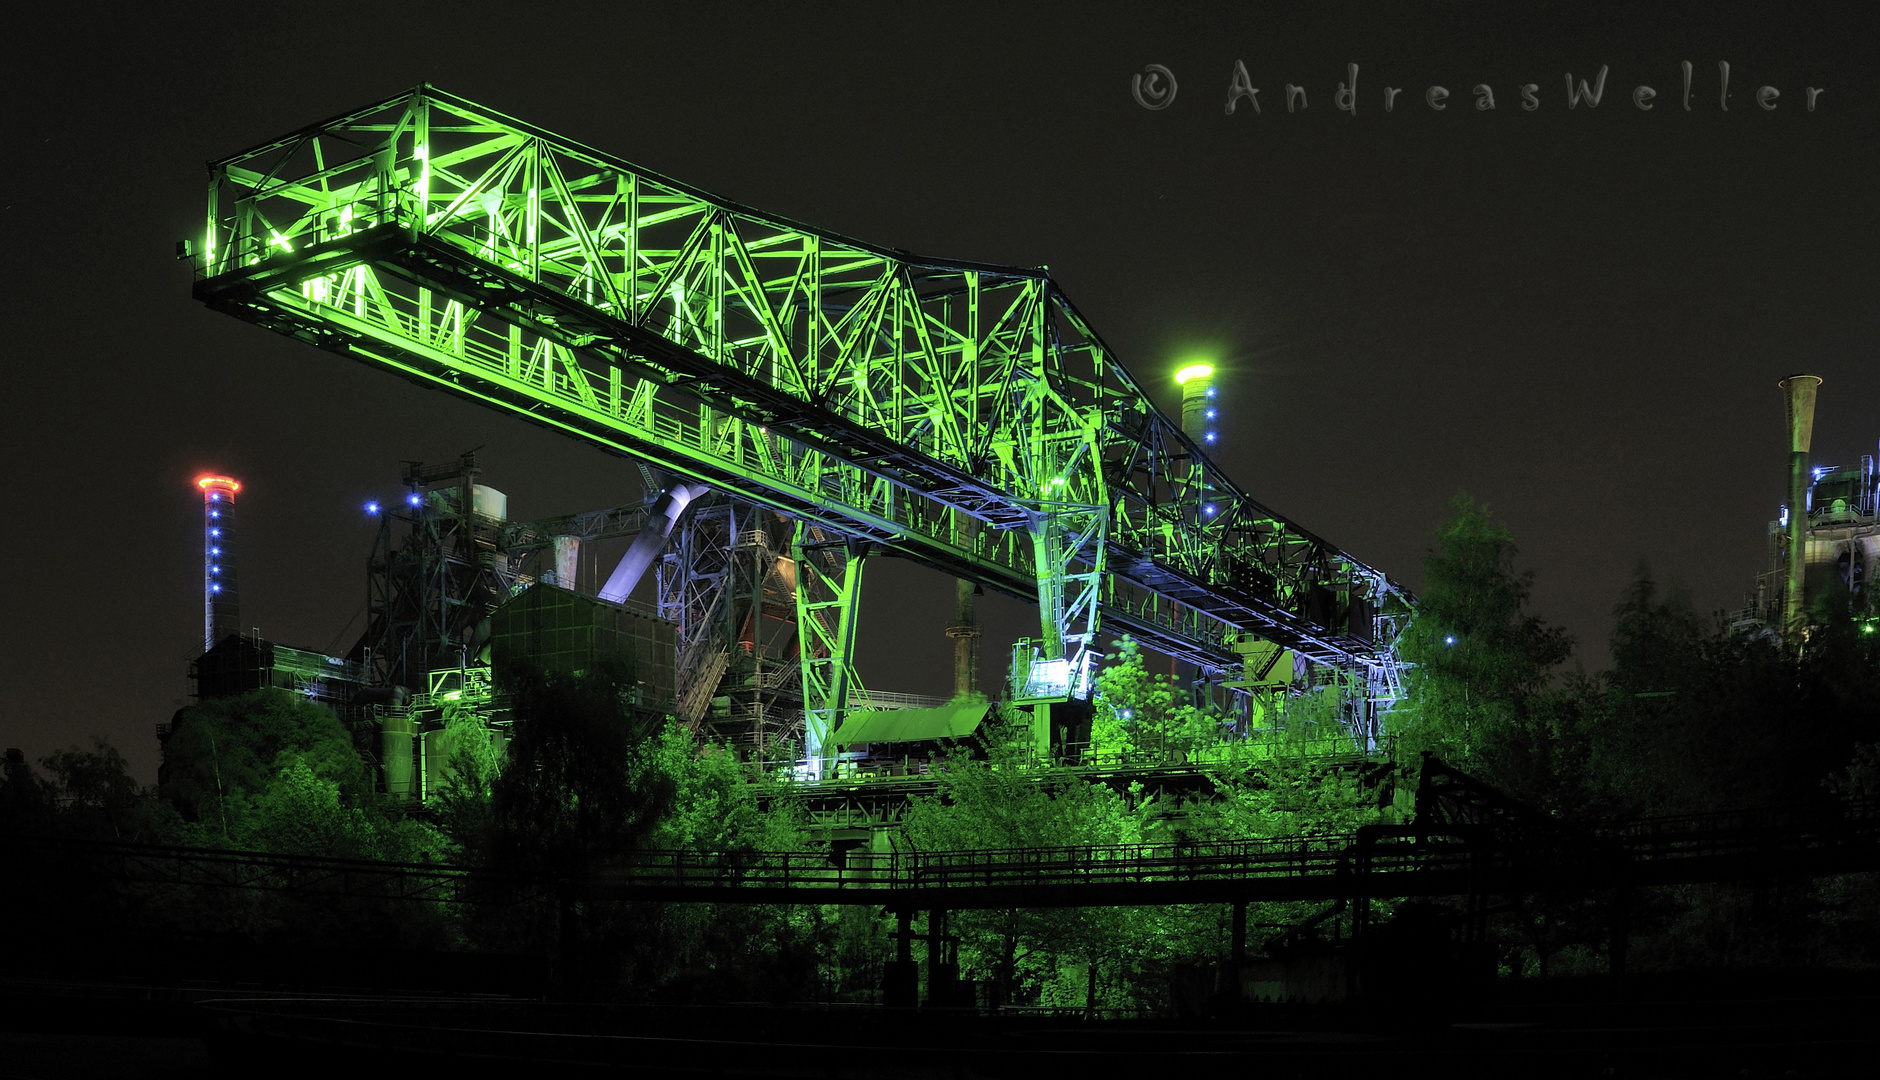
601, 835, 1372, 893
18, 798, 1879, 908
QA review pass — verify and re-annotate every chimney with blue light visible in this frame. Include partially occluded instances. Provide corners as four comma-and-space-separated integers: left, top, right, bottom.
196, 474, 241, 650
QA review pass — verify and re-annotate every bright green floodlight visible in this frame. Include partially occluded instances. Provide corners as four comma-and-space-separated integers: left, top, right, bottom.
1174, 363, 1215, 385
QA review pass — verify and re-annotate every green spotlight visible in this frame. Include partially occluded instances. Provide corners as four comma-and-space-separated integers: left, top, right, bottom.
1174, 363, 1215, 385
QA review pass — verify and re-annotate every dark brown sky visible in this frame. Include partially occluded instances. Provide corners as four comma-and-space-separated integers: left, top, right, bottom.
3, 2, 1874, 783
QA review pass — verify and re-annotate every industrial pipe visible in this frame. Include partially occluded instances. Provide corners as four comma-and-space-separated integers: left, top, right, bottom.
1780, 374, 1823, 640
947, 516, 982, 698
598, 481, 710, 603
551, 534, 580, 589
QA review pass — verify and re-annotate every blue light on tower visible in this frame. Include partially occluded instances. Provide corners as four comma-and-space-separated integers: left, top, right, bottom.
195, 475, 241, 650
1176, 362, 1220, 450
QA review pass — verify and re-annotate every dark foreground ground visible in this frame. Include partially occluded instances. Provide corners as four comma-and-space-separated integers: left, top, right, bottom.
3, 971, 1876, 1079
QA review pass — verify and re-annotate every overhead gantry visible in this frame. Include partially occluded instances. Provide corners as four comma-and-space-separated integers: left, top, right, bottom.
186, 85, 1407, 773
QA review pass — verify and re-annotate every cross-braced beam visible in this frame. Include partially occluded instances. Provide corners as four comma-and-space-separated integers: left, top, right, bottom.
792, 525, 866, 777
188, 85, 1408, 705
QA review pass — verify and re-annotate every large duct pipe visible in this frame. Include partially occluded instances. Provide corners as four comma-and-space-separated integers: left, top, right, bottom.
1781, 374, 1823, 639
551, 534, 580, 589
380, 711, 415, 802
948, 579, 981, 697
947, 517, 982, 698
599, 481, 710, 603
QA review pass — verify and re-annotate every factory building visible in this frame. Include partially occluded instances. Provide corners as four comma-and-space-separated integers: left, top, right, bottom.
1746, 375, 1880, 632
166, 453, 968, 806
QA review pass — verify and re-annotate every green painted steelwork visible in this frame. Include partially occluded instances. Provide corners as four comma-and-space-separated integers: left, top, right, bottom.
188, 85, 1406, 722
831, 700, 992, 747
792, 523, 867, 774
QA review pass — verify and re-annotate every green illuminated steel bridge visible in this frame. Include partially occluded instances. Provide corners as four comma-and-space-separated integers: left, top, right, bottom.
186, 85, 1407, 771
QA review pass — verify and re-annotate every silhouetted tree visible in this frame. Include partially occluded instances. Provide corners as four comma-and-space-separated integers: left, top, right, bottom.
1395, 495, 1574, 780
485, 657, 679, 998
0, 747, 49, 835
39, 737, 174, 842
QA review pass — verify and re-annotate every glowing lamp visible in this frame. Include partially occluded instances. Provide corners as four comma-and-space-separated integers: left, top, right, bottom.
196, 475, 242, 494
1177, 363, 1218, 446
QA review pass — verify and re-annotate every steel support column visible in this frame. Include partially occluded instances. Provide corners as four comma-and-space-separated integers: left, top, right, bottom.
793, 524, 867, 777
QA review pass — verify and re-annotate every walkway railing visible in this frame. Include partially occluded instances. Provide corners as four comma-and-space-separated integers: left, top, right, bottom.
12, 796, 1878, 909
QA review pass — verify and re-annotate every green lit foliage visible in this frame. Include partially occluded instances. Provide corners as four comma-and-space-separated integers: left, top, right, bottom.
904, 707, 1150, 852
1395, 495, 1574, 772
1184, 758, 1386, 842
652, 728, 811, 853
154, 687, 452, 861
1091, 636, 1223, 762
159, 688, 369, 836
901, 707, 1155, 1007
232, 756, 449, 864
430, 707, 504, 861
234, 757, 367, 857
616, 728, 827, 1004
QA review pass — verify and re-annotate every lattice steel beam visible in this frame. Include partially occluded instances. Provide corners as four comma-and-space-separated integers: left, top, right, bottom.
188, 85, 1406, 685
793, 524, 866, 777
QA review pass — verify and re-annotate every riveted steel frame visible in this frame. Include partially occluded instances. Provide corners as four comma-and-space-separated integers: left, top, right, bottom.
792, 525, 867, 776
190, 85, 1405, 698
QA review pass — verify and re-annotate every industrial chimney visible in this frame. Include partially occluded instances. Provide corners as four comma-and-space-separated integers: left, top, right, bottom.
196, 475, 241, 650
1175, 363, 1219, 447
1780, 375, 1823, 639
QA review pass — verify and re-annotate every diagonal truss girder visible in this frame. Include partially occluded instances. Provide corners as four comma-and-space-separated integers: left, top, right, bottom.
189, 85, 1407, 685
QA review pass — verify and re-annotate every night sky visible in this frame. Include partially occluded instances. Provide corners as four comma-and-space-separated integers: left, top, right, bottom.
4, 3, 1875, 784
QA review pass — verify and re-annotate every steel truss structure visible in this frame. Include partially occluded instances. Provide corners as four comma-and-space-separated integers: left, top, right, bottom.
190, 86, 1408, 765
362, 451, 654, 691
654, 495, 803, 746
